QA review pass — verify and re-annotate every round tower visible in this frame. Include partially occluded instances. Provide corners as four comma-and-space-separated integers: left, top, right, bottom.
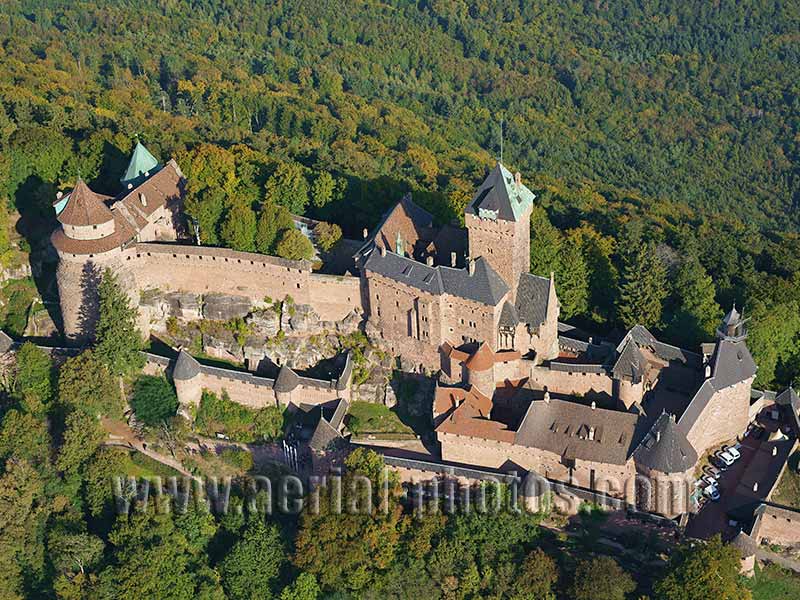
463, 342, 495, 397
51, 178, 125, 341
173, 350, 202, 417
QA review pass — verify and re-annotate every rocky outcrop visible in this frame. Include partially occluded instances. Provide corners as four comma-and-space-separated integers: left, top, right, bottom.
246, 308, 280, 337
203, 293, 251, 321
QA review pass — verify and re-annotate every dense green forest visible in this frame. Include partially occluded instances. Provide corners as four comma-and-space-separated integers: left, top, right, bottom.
1, 2, 800, 598
1, 1, 800, 391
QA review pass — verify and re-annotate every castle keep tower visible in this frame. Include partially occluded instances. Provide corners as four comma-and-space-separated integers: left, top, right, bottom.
51, 178, 126, 340
465, 163, 534, 298
51, 142, 184, 340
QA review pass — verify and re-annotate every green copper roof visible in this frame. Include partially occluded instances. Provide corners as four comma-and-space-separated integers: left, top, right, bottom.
466, 162, 536, 223
120, 141, 160, 188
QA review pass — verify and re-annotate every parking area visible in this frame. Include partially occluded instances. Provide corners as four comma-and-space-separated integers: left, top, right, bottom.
686, 409, 797, 541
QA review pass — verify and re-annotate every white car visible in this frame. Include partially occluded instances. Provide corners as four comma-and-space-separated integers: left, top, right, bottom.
716, 450, 736, 467
727, 446, 742, 461
704, 484, 721, 501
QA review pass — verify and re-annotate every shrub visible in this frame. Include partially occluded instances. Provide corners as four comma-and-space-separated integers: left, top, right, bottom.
314, 221, 342, 252
195, 390, 284, 443
131, 375, 179, 426
219, 447, 254, 472
275, 229, 314, 261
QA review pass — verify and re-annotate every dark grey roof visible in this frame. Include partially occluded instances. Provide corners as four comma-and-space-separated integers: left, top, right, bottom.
776, 388, 800, 437
363, 249, 508, 306
515, 398, 638, 465
499, 301, 519, 328
274, 365, 301, 393
612, 339, 645, 384
678, 338, 757, 434
329, 398, 349, 430
173, 350, 201, 380
711, 339, 757, 389
465, 163, 535, 223
336, 352, 354, 391
0, 330, 14, 353
730, 531, 758, 557
633, 413, 698, 474
515, 273, 552, 328
309, 419, 342, 452
621, 325, 701, 366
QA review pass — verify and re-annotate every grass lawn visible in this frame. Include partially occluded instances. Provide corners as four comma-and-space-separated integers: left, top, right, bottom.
770, 451, 800, 509
748, 563, 800, 599
346, 401, 416, 437
114, 449, 183, 479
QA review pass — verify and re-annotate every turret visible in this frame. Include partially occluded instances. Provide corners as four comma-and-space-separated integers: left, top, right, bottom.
717, 304, 747, 341
173, 350, 202, 417
120, 141, 161, 189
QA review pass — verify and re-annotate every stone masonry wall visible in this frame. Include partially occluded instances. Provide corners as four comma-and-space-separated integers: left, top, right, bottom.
755, 505, 800, 546
684, 378, 753, 455
527, 365, 614, 397
438, 432, 636, 504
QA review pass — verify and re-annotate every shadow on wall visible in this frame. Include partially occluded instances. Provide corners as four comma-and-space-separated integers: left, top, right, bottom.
77, 261, 102, 342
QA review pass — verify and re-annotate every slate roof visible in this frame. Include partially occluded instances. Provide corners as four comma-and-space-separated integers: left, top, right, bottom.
309, 398, 349, 452
612, 339, 646, 383
173, 350, 201, 380
730, 531, 758, 557
776, 387, 800, 437
678, 338, 757, 434
274, 365, 301, 393
466, 162, 535, 223
121, 141, 161, 188
356, 193, 434, 258
499, 301, 519, 328
363, 248, 508, 306
711, 339, 757, 389
515, 398, 638, 465
619, 325, 701, 366
56, 179, 115, 227
515, 273, 552, 328
633, 412, 698, 474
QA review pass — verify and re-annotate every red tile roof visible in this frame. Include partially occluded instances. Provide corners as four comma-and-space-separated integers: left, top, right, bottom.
57, 179, 114, 227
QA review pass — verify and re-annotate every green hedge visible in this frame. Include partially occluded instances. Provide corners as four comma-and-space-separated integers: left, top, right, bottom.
195, 390, 283, 443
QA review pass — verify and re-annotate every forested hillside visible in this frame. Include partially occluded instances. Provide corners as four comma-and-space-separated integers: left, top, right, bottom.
1, 0, 800, 390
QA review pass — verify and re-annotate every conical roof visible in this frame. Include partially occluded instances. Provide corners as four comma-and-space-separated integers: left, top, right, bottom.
274, 364, 300, 393
173, 349, 201, 381
56, 179, 114, 227
466, 162, 535, 222
121, 141, 160, 188
633, 413, 698, 474
722, 304, 741, 327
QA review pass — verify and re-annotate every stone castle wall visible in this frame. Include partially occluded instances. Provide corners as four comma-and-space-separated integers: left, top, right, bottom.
683, 378, 753, 454
56, 243, 361, 339
754, 504, 800, 546
527, 365, 614, 398
438, 431, 637, 504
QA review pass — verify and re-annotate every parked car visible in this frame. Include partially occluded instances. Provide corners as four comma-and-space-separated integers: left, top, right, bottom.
704, 485, 721, 501
727, 446, 742, 460
704, 465, 722, 479
700, 474, 717, 488
712, 455, 730, 470
716, 450, 736, 467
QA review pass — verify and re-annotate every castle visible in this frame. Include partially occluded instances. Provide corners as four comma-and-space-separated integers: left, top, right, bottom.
51, 144, 762, 517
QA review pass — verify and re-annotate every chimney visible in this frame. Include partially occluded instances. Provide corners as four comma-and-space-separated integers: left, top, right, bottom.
139, 193, 147, 207
705, 364, 712, 379
514, 171, 521, 187
379, 245, 386, 257
591, 401, 596, 410
56, 191, 63, 200
468, 258, 475, 276
450, 252, 456, 267
426, 256, 434, 267
362, 228, 368, 239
